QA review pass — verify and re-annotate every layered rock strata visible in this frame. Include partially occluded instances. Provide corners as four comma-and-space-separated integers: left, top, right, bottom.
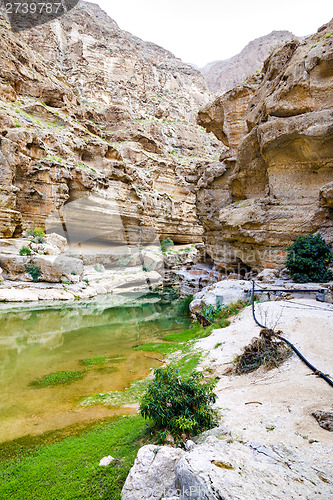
197, 20, 333, 272
0, 2, 221, 252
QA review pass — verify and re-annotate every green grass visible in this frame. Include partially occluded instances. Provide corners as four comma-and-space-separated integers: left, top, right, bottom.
133, 302, 248, 356
0, 415, 148, 500
30, 370, 86, 388
132, 342, 180, 354
163, 325, 207, 342
175, 353, 202, 376
81, 379, 151, 408
80, 356, 125, 367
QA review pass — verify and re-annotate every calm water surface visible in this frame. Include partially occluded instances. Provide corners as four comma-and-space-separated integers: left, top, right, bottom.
0, 289, 190, 442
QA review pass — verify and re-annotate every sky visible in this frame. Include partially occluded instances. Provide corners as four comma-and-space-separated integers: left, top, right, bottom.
96, 0, 332, 67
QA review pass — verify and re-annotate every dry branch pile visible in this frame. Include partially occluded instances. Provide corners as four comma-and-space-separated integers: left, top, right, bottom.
233, 328, 293, 375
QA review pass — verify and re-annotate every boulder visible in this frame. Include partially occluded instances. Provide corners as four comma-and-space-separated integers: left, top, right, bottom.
121, 445, 185, 500
256, 268, 279, 283
122, 436, 333, 499
312, 411, 333, 432
99, 455, 115, 466
0, 253, 83, 283
31, 255, 83, 283
45, 233, 68, 253
0, 254, 29, 281
190, 280, 252, 313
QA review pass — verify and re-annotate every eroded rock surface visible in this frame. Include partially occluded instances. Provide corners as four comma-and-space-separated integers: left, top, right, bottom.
0, 2, 222, 247
197, 20, 333, 272
122, 436, 333, 499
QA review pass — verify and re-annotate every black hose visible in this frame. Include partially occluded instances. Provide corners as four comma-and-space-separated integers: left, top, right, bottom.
251, 281, 333, 388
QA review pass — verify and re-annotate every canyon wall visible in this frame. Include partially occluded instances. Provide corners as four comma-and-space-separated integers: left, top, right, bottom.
197, 20, 333, 272
0, 2, 221, 246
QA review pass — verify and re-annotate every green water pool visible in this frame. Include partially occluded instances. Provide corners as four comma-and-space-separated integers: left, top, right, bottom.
0, 288, 190, 443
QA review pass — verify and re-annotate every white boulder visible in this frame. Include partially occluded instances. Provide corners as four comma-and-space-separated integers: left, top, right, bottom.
99, 455, 115, 466
121, 445, 185, 500
190, 280, 252, 313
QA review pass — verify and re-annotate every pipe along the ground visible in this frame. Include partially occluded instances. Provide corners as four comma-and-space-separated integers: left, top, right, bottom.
251, 281, 333, 388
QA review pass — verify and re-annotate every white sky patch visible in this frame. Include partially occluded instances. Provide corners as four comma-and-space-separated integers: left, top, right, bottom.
95, 0, 332, 67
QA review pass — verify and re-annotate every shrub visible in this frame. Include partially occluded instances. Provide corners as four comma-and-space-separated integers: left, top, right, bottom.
25, 264, 42, 282
160, 237, 174, 253
285, 233, 333, 283
140, 366, 218, 440
27, 225, 46, 244
19, 246, 31, 256
201, 301, 249, 327
117, 255, 134, 268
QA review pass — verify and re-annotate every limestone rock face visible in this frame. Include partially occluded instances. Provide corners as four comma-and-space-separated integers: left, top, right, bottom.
0, 3, 222, 246
121, 445, 185, 500
121, 436, 333, 499
197, 20, 333, 272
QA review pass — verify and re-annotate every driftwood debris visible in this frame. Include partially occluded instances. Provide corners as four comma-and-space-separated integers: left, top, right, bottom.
195, 312, 212, 327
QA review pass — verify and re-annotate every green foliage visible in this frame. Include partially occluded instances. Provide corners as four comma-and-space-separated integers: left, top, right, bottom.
117, 255, 134, 268
80, 355, 125, 367
25, 264, 41, 283
30, 370, 86, 388
160, 237, 174, 253
142, 264, 152, 272
133, 342, 179, 354
19, 246, 31, 256
140, 366, 218, 439
285, 233, 333, 283
201, 301, 248, 327
163, 324, 204, 342
27, 225, 45, 243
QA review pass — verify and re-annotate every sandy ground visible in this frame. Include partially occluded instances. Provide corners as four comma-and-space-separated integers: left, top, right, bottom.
195, 298, 333, 474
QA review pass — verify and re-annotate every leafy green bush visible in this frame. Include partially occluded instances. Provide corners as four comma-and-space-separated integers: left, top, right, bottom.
160, 237, 174, 253
19, 246, 31, 256
285, 233, 333, 283
142, 264, 152, 272
27, 225, 46, 244
140, 366, 218, 440
25, 264, 42, 283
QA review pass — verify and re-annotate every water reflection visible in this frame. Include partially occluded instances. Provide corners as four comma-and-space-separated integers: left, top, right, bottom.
0, 288, 190, 442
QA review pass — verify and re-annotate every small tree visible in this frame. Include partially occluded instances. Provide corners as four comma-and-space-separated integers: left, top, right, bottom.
285, 233, 333, 283
160, 237, 174, 253
140, 366, 218, 440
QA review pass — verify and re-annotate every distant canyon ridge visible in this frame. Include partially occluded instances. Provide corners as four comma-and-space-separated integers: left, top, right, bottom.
200, 30, 299, 94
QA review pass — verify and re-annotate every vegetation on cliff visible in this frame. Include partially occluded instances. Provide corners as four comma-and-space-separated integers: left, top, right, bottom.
285, 233, 333, 283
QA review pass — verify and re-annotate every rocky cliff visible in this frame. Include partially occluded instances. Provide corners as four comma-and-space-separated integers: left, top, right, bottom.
201, 30, 297, 94
197, 20, 333, 273
0, 2, 221, 247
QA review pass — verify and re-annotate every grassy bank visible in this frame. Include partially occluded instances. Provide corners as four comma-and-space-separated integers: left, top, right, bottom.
0, 301, 249, 499
0, 415, 148, 500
